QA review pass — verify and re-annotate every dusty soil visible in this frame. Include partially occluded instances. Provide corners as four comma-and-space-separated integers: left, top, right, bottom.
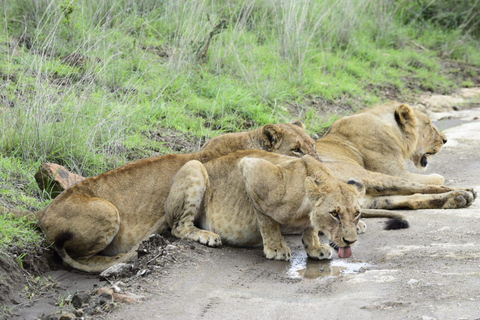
3, 94, 480, 320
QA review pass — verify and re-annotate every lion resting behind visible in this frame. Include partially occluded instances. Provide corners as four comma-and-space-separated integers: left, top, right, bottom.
3, 122, 318, 273
165, 150, 365, 260
316, 102, 476, 212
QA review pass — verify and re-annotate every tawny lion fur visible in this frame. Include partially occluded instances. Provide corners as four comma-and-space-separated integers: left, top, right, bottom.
2, 122, 319, 273
165, 150, 365, 261
316, 102, 476, 212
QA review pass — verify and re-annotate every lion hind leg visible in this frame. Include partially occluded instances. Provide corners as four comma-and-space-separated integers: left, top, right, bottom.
42, 196, 120, 260
55, 215, 167, 273
361, 171, 453, 196
165, 160, 221, 247
238, 157, 287, 212
363, 190, 475, 210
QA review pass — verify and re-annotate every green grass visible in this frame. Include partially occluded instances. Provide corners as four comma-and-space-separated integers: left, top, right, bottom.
1, 0, 480, 255
0, 214, 43, 252
0, 157, 48, 252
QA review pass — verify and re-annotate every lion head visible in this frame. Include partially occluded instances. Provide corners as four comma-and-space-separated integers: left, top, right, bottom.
262, 121, 319, 160
393, 103, 447, 170
200, 121, 319, 161
410, 110, 447, 170
304, 163, 364, 258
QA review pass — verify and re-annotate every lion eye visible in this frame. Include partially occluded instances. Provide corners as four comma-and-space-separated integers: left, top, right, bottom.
292, 147, 304, 155
354, 210, 361, 218
330, 211, 339, 218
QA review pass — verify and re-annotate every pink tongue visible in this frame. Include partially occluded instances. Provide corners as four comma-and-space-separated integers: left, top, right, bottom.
338, 246, 352, 258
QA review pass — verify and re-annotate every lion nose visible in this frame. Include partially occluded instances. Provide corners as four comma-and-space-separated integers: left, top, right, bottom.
442, 138, 447, 144
342, 237, 356, 245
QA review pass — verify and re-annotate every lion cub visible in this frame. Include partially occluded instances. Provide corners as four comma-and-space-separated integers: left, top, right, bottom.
165, 150, 364, 260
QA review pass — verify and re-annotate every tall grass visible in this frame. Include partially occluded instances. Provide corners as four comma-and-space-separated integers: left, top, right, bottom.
1, 0, 480, 180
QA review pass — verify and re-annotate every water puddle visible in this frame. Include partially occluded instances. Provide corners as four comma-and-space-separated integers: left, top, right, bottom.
285, 251, 370, 279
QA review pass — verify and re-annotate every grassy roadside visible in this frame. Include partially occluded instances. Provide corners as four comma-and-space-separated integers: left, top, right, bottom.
1, 0, 480, 260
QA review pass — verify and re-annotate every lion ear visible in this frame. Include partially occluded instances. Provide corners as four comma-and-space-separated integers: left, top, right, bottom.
305, 177, 325, 206
290, 120, 306, 130
347, 178, 365, 196
394, 104, 415, 130
262, 124, 283, 150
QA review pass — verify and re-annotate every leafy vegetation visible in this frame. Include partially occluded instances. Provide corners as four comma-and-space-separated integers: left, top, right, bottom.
1, 0, 480, 252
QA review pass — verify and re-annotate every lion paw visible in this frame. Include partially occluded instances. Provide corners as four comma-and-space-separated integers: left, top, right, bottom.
442, 190, 475, 209
356, 220, 367, 234
306, 244, 332, 260
467, 188, 478, 201
191, 230, 222, 247
264, 243, 292, 261
428, 173, 445, 185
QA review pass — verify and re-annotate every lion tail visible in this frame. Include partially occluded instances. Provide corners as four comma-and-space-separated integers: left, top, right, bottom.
54, 216, 168, 274
360, 209, 410, 230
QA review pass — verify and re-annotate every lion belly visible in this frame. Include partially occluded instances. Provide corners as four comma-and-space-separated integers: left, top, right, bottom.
198, 183, 263, 247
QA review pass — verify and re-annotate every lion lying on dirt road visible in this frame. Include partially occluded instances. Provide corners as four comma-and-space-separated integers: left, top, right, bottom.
3, 122, 319, 273
316, 102, 476, 212
165, 150, 365, 261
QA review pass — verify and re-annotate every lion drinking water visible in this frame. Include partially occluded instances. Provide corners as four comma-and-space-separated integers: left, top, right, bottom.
165, 150, 365, 260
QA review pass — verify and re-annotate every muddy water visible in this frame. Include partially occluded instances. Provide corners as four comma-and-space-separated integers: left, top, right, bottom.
285, 250, 370, 279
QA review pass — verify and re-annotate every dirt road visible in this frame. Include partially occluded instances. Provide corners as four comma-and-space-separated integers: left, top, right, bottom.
10, 107, 480, 320
99, 108, 480, 320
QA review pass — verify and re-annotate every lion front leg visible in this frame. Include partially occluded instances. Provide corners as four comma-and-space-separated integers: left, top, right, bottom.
401, 172, 445, 185
302, 227, 332, 260
255, 212, 291, 261
165, 160, 222, 247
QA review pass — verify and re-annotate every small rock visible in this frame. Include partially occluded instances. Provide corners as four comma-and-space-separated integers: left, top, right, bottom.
112, 283, 122, 293
35, 163, 85, 198
407, 279, 419, 285
97, 287, 114, 295
99, 263, 133, 278
114, 281, 127, 287
71, 291, 91, 309
58, 312, 76, 320
84, 291, 114, 316
166, 244, 178, 251
136, 269, 150, 277
98, 291, 114, 303
74, 309, 84, 317
112, 291, 144, 304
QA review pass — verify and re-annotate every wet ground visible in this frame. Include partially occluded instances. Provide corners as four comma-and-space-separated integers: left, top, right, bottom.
9, 107, 480, 320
